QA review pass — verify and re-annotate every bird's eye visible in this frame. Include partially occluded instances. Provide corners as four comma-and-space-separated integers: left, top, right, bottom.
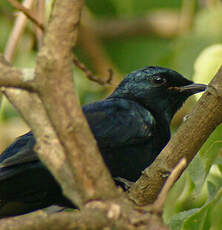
151, 76, 166, 85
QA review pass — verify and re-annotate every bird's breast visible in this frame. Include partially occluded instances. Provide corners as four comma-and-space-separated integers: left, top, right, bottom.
100, 138, 163, 181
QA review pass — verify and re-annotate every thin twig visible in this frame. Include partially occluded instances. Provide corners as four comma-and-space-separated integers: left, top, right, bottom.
73, 57, 113, 85
151, 158, 187, 214
7, 0, 113, 87
7, 0, 44, 31
80, 9, 121, 89
2, 0, 35, 129
36, 0, 45, 48
4, 0, 35, 62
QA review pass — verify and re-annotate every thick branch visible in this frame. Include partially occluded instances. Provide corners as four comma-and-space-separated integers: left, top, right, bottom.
0, 208, 110, 230
129, 67, 222, 205
0, 199, 169, 230
0, 56, 34, 89
1, 0, 119, 209
35, 0, 119, 207
2, 0, 75, 200
4, 88, 78, 205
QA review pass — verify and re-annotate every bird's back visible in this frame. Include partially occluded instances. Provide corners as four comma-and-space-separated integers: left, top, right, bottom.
0, 97, 170, 216
83, 97, 169, 181
0, 66, 206, 217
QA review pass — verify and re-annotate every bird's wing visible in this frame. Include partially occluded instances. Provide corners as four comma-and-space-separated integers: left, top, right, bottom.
0, 131, 37, 168
0, 100, 155, 166
83, 99, 155, 148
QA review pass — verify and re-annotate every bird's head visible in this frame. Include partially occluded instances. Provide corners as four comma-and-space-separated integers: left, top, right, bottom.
110, 66, 206, 123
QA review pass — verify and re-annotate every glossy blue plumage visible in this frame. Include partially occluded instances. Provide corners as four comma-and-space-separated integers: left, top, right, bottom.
84, 97, 158, 181
0, 66, 206, 217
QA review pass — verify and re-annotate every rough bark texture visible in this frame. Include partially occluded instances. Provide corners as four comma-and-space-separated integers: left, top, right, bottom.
0, 199, 169, 230
1, 0, 119, 209
34, 0, 119, 206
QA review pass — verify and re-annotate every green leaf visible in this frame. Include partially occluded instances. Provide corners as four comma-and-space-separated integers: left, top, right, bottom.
169, 187, 222, 230
169, 209, 198, 230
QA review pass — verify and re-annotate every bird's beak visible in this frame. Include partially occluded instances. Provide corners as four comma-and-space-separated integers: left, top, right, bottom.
169, 83, 207, 95
178, 83, 207, 94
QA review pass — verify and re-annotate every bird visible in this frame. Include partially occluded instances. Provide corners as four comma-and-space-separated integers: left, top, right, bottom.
0, 66, 206, 217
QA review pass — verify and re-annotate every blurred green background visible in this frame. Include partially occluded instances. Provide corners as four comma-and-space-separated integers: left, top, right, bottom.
0, 0, 222, 229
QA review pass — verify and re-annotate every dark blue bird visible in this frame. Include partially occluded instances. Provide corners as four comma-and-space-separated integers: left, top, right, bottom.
0, 66, 206, 217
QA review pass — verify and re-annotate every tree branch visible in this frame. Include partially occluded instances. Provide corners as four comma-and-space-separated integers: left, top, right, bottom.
35, 0, 45, 47
73, 56, 113, 85
129, 67, 222, 205
5, 0, 119, 87
79, 10, 121, 90
0, 55, 34, 89
4, 87, 78, 206
4, 0, 35, 62
7, 0, 44, 31
0, 208, 111, 230
0, 199, 170, 230
1, 0, 119, 210
2, 2, 69, 200
0, 1, 174, 229
151, 158, 187, 213
35, 0, 119, 207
